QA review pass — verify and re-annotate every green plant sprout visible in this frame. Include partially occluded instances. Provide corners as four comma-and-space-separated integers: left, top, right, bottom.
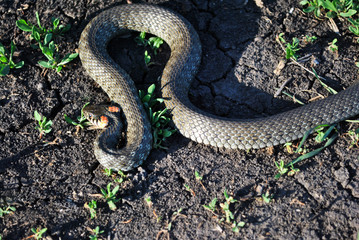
139, 84, 176, 149
64, 102, 91, 131
30, 227, 47, 240
277, 124, 338, 179
304, 35, 318, 43
16, 11, 78, 72
203, 190, 245, 232
37, 40, 78, 72
89, 226, 104, 240
184, 184, 195, 196
262, 192, 274, 203
0, 41, 24, 76
203, 197, 217, 212
220, 189, 238, 224
345, 127, 359, 148
135, 31, 164, 65
16, 11, 71, 42
278, 33, 301, 60
34, 110, 52, 139
195, 171, 207, 191
85, 200, 97, 219
329, 38, 338, 52
300, 0, 359, 38
148, 36, 163, 54
100, 183, 120, 210
103, 168, 127, 184
0, 205, 16, 217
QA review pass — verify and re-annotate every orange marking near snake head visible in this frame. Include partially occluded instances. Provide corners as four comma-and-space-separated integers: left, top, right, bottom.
108, 106, 120, 113
98, 115, 109, 128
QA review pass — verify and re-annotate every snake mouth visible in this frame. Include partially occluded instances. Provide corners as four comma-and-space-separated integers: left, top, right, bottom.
86, 115, 109, 130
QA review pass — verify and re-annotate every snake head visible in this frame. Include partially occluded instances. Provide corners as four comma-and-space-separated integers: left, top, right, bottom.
83, 104, 121, 129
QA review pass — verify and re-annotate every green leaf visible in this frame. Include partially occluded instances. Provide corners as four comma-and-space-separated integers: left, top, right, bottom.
142, 94, 151, 103
340, 9, 357, 17
321, 0, 337, 12
64, 114, 76, 125
148, 84, 156, 95
10, 41, 16, 57
58, 52, 78, 66
0, 42, 5, 55
303, 6, 316, 13
35, 11, 42, 30
14, 61, 24, 69
52, 18, 59, 29
162, 129, 173, 138
32, 26, 41, 42
48, 41, 56, 52
34, 111, 42, 121
0, 56, 7, 63
0, 64, 10, 76
16, 19, 32, 32
40, 45, 54, 60
60, 24, 71, 33
38, 60, 52, 68
44, 33, 53, 45
56, 65, 63, 72
326, 11, 337, 18
299, 0, 309, 5
44, 120, 53, 128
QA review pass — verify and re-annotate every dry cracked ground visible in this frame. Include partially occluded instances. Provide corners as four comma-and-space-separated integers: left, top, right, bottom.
0, 0, 359, 239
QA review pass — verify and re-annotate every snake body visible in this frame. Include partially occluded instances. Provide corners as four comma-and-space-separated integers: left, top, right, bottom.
79, 4, 359, 171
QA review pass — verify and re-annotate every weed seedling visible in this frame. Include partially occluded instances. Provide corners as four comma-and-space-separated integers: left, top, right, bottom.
89, 226, 104, 240
329, 38, 338, 52
345, 127, 359, 148
278, 33, 301, 60
30, 227, 47, 240
37, 40, 78, 72
262, 192, 274, 203
148, 36, 163, 54
135, 31, 148, 46
34, 110, 52, 139
85, 200, 97, 219
220, 189, 238, 224
304, 35, 317, 43
232, 221, 246, 233
145, 196, 153, 208
203, 191, 245, 232
300, 0, 324, 18
135, 31, 164, 65
0, 205, 16, 217
144, 50, 151, 66
139, 84, 176, 149
17, 11, 78, 72
100, 183, 120, 210
103, 168, 127, 184
0, 41, 24, 76
16, 11, 71, 43
300, 0, 359, 37
103, 168, 113, 177
184, 184, 195, 196
64, 102, 91, 133
195, 170, 207, 191
203, 197, 217, 213
274, 160, 289, 179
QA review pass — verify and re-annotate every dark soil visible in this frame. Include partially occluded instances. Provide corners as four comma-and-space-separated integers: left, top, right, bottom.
1, 0, 359, 239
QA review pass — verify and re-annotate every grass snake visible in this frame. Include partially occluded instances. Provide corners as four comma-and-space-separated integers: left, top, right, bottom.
79, 4, 359, 171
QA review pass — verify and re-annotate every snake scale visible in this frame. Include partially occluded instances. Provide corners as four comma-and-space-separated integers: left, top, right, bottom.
79, 4, 359, 171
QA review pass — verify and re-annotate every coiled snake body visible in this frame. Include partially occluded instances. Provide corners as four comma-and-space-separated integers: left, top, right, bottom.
79, 4, 359, 171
